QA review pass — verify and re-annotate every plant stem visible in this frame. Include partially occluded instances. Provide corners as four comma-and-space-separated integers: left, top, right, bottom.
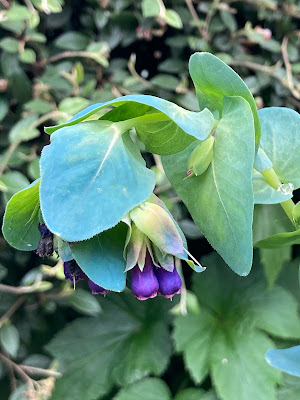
261, 168, 295, 225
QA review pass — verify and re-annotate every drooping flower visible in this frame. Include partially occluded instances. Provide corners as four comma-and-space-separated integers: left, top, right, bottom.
88, 279, 110, 296
155, 265, 182, 299
63, 260, 86, 282
35, 223, 54, 257
131, 251, 159, 300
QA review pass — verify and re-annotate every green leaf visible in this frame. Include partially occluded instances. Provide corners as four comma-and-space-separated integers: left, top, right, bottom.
260, 247, 291, 288
67, 289, 102, 315
1, 171, 30, 202
40, 122, 155, 241
0, 323, 20, 357
46, 295, 172, 400
0, 38, 19, 53
9, 114, 40, 143
54, 32, 90, 51
141, 0, 160, 17
164, 10, 183, 29
19, 48, 36, 64
293, 202, 300, 228
0, 98, 9, 121
163, 96, 255, 275
114, 378, 171, 400
258, 108, 300, 189
266, 346, 300, 377
173, 253, 300, 400
189, 52, 261, 144
277, 374, 300, 399
2, 179, 40, 251
150, 74, 180, 90
45, 95, 216, 153
174, 389, 218, 400
255, 229, 300, 249
72, 224, 127, 292
58, 97, 90, 116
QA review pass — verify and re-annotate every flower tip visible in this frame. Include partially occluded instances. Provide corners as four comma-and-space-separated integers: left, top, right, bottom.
88, 279, 110, 295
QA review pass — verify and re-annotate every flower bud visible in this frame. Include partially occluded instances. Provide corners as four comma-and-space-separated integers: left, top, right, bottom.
63, 260, 85, 282
155, 266, 182, 299
35, 223, 54, 257
187, 136, 215, 177
88, 279, 109, 296
131, 252, 159, 301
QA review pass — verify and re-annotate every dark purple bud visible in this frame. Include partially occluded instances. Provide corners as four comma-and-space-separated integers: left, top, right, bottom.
131, 252, 159, 301
63, 260, 86, 282
35, 223, 53, 257
88, 279, 109, 296
155, 266, 182, 299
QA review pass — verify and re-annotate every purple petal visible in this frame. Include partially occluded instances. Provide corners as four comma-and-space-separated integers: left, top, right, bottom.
155, 266, 182, 299
131, 252, 159, 301
88, 279, 110, 295
35, 224, 53, 257
63, 260, 86, 282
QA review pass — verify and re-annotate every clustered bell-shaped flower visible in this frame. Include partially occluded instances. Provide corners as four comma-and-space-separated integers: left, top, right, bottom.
34, 194, 197, 301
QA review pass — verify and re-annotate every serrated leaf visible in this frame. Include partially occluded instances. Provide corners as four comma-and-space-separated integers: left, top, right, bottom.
114, 378, 171, 400
258, 108, 300, 189
163, 96, 255, 275
67, 289, 101, 315
173, 252, 300, 400
189, 52, 261, 144
2, 179, 40, 251
0, 323, 20, 357
46, 295, 172, 400
45, 95, 216, 154
266, 346, 300, 377
40, 123, 155, 241
72, 224, 127, 292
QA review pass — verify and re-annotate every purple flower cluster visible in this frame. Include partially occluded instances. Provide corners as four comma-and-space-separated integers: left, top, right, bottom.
131, 251, 181, 301
35, 224, 54, 257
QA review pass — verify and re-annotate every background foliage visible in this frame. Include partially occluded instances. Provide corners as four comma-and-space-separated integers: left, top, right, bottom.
0, 0, 300, 399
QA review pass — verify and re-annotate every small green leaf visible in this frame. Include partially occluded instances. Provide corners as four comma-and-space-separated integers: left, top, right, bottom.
163, 97, 255, 275
255, 229, 300, 249
9, 114, 40, 143
0, 323, 20, 357
292, 202, 300, 228
55, 32, 90, 51
141, 0, 160, 17
189, 52, 261, 144
67, 289, 101, 316
58, 97, 90, 116
114, 378, 171, 400
19, 48, 36, 64
164, 9, 183, 29
0, 38, 19, 53
2, 179, 40, 251
150, 74, 180, 90
1, 171, 30, 202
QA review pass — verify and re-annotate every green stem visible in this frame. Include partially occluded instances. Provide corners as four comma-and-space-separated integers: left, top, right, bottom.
114, 112, 170, 132
261, 168, 295, 225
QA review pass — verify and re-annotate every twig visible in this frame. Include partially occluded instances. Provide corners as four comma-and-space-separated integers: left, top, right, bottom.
128, 53, 153, 89
0, 274, 43, 295
0, 0, 10, 8
153, 154, 164, 173
0, 297, 26, 328
185, 0, 202, 36
19, 365, 62, 379
281, 36, 300, 99
0, 353, 35, 391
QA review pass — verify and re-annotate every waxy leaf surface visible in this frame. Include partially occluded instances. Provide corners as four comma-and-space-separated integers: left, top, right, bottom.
163, 97, 255, 275
266, 346, 300, 377
189, 52, 260, 144
40, 122, 155, 241
2, 179, 40, 251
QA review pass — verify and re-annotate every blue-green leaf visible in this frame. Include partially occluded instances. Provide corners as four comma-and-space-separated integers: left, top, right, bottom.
163, 97, 255, 275
44, 94, 216, 154
258, 108, 300, 189
266, 346, 300, 377
253, 169, 293, 204
2, 179, 40, 251
40, 122, 155, 241
72, 223, 127, 292
189, 52, 261, 144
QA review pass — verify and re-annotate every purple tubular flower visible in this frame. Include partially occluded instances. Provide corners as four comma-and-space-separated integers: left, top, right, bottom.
35, 223, 54, 257
88, 279, 110, 296
131, 252, 159, 301
155, 266, 182, 299
63, 260, 85, 282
